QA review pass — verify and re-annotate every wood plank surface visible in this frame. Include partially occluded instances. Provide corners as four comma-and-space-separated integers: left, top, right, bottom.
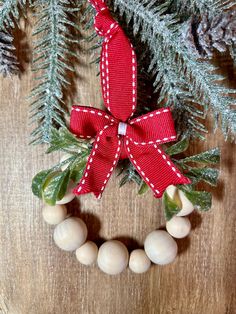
0, 19, 236, 314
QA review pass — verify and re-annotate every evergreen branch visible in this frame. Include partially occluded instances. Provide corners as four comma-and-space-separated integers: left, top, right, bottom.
113, 0, 236, 138
0, 0, 29, 29
150, 45, 207, 138
0, 30, 19, 76
30, 0, 79, 144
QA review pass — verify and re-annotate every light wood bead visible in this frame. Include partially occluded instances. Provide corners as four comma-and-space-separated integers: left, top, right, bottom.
60, 153, 73, 171
56, 181, 76, 205
97, 240, 129, 275
166, 216, 191, 238
166, 185, 178, 200
177, 190, 194, 216
165, 185, 182, 209
129, 249, 151, 274
53, 217, 87, 251
144, 230, 178, 265
76, 241, 98, 266
42, 204, 67, 225
166, 185, 194, 216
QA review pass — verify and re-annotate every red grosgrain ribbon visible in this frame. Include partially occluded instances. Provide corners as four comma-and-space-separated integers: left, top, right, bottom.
70, 0, 190, 198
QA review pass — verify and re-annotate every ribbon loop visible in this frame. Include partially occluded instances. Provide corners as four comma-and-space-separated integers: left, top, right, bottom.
126, 108, 177, 145
70, 106, 116, 139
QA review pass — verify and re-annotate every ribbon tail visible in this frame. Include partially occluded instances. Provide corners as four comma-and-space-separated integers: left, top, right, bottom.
125, 140, 191, 198
74, 126, 121, 198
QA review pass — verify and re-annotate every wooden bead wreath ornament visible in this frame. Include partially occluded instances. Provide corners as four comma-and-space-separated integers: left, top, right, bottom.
32, 0, 220, 275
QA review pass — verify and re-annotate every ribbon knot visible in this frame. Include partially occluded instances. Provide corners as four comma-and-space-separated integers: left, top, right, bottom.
95, 19, 119, 38
91, 0, 119, 37
89, 0, 107, 12
118, 122, 127, 136
70, 0, 190, 198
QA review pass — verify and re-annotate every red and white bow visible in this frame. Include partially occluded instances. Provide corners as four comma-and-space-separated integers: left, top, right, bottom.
70, 0, 190, 198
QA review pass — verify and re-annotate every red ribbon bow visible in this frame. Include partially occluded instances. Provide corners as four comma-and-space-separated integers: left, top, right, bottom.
70, 0, 190, 198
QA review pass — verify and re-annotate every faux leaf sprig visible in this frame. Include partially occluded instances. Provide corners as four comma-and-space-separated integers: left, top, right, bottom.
163, 138, 220, 220
31, 127, 91, 205
163, 189, 212, 220
121, 136, 220, 219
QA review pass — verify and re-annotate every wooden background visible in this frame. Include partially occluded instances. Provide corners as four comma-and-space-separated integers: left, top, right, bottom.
0, 18, 236, 314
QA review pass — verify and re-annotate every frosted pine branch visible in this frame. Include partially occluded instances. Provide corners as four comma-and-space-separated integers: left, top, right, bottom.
30, 0, 79, 144
113, 0, 236, 138
0, 30, 18, 76
0, 0, 29, 28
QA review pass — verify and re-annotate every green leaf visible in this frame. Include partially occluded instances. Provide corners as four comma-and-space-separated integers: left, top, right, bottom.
59, 154, 78, 170
119, 175, 129, 187
184, 190, 212, 212
31, 170, 52, 199
138, 181, 149, 195
70, 160, 87, 184
57, 171, 71, 202
163, 192, 181, 220
177, 183, 194, 192
165, 137, 189, 156
46, 127, 89, 154
187, 167, 219, 186
181, 148, 220, 164
43, 170, 70, 206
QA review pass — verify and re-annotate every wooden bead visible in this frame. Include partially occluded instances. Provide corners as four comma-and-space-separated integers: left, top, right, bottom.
97, 240, 129, 275
144, 230, 178, 265
166, 185, 194, 216
166, 216, 191, 238
60, 153, 73, 171
129, 249, 151, 274
177, 190, 194, 216
166, 185, 178, 200
76, 241, 98, 266
53, 217, 87, 251
56, 181, 76, 205
42, 204, 67, 225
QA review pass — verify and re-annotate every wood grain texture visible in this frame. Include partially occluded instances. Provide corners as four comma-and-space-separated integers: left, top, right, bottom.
0, 22, 236, 314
